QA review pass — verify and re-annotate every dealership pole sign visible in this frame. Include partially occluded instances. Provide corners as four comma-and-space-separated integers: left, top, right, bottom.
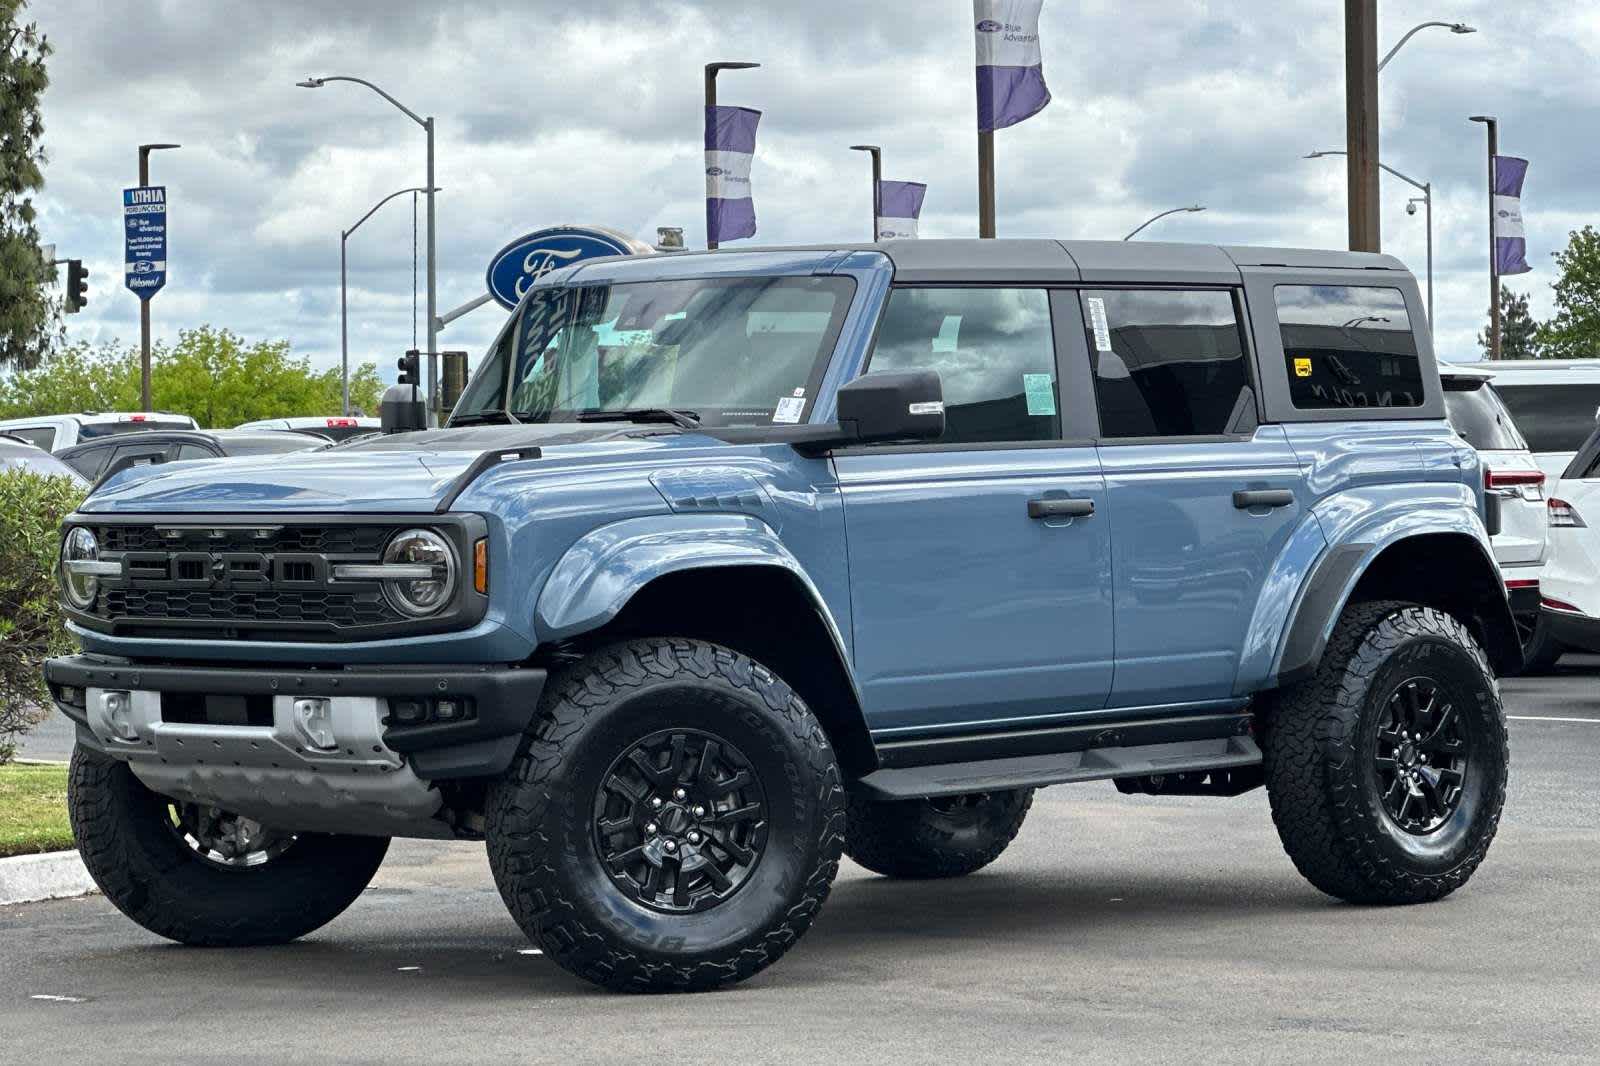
484, 225, 654, 310
123, 185, 168, 299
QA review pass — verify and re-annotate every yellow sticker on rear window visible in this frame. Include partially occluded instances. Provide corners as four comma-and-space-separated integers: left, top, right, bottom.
1293, 357, 1312, 378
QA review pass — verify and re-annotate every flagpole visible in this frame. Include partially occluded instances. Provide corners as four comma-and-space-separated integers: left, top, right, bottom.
977, 131, 995, 238
850, 145, 883, 241
1471, 115, 1500, 359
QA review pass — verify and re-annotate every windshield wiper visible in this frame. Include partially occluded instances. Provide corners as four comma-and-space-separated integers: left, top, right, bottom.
449, 410, 519, 427
575, 408, 702, 430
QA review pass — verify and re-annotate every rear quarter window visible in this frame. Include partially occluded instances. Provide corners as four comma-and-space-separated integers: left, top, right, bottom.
1443, 381, 1526, 451
1275, 285, 1423, 410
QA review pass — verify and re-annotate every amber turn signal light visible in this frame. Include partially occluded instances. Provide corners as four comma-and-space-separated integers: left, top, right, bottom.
473, 538, 488, 594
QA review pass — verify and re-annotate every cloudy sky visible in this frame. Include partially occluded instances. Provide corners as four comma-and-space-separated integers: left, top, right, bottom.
28, 0, 1600, 388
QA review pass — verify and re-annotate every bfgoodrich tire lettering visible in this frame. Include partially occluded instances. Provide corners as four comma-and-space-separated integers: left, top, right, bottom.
1262, 601, 1508, 904
68, 747, 389, 945
485, 638, 846, 993
845, 789, 1033, 879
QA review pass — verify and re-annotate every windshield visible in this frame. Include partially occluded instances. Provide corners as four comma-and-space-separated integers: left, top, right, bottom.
451, 275, 855, 427
1443, 380, 1526, 452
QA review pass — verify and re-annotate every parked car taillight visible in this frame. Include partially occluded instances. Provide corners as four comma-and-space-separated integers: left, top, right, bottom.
1486, 468, 1545, 501
1548, 497, 1587, 527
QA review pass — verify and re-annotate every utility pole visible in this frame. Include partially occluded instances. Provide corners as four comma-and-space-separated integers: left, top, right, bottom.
849, 145, 882, 241
1345, 0, 1381, 252
136, 143, 179, 410
1471, 115, 1500, 359
977, 131, 995, 239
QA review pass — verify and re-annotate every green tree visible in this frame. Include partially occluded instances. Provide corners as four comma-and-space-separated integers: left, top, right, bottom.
0, 326, 383, 425
1478, 288, 1540, 360
1535, 225, 1600, 359
0, 1, 57, 371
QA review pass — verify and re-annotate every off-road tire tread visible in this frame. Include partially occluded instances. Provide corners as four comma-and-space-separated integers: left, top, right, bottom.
68, 747, 389, 946
486, 637, 846, 993
1262, 600, 1508, 905
844, 789, 1033, 878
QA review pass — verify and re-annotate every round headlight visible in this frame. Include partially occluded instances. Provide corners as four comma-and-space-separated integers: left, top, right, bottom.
381, 528, 456, 617
60, 527, 101, 609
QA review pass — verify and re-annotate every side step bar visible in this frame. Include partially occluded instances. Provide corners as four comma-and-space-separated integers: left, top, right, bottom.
855, 735, 1262, 800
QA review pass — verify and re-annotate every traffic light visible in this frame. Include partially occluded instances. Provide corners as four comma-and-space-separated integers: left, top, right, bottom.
65, 259, 89, 313
397, 349, 421, 386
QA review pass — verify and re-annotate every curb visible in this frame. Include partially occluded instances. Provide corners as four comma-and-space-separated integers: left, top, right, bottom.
0, 849, 97, 906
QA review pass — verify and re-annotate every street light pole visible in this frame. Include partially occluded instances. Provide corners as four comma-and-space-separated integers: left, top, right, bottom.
1123, 205, 1206, 241
1306, 151, 1433, 324
1471, 115, 1500, 359
704, 62, 760, 250
136, 143, 179, 411
849, 145, 882, 241
341, 186, 436, 416
298, 75, 440, 421
1378, 20, 1476, 72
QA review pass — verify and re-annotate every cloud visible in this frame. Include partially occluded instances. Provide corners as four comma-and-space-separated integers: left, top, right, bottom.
27, 0, 1597, 387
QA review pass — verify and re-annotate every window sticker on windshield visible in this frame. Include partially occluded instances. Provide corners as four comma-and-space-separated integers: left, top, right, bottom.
1085, 297, 1113, 352
772, 396, 805, 424
1293, 356, 1313, 378
1023, 373, 1057, 416
792, 387, 806, 397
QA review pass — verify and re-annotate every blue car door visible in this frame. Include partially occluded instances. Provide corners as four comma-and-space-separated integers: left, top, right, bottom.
1075, 287, 1309, 707
835, 286, 1114, 739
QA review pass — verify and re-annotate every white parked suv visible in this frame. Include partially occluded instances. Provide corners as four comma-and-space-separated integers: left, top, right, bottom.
1441, 366, 1550, 667
1454, 359, 1600, 480
0, 412, 197, 452
1537, 422, 1600, 665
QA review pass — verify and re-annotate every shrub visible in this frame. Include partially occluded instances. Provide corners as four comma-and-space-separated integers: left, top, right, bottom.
0, 468, 83, 763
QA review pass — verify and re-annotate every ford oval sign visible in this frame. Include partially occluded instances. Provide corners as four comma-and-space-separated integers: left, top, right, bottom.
484, 225, 653, 310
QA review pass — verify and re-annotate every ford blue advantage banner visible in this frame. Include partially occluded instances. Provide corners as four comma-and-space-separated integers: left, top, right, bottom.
1493, 155, 1531, 276
705, 105, 761, 244
876, 181, 928, 240
974, 0, 1051, 132
123, 185, 168, 299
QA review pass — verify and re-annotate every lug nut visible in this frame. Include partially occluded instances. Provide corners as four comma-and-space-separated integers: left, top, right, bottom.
645, 822, 658, 835
673, 788, 687, 801
650, 796, 664, 809
688, 831, 702, 844
693, 805, 706, 818
664, 839, 677, 852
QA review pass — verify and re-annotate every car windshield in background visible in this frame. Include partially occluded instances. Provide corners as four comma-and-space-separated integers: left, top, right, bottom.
1443, 380, 1527, 452
452, 276, 855, 428
77, 419, 194, 439
1491, 382, 1600, 453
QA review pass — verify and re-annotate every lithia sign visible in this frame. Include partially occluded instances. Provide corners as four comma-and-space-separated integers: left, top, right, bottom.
484, 225, 655, 310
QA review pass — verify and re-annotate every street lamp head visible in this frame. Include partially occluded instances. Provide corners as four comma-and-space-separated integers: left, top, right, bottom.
1183, 205, 1206, 213
296, 77, 326, 89
706, 61, 760, 74
1449, 23, 1476, 34
1470, 114, 1496, 124
849, 145, 880, 153
139, 143, 181, 152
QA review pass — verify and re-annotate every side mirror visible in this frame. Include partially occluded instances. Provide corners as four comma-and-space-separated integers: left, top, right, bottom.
836, 370, 946, 445
380, 383, 427, 434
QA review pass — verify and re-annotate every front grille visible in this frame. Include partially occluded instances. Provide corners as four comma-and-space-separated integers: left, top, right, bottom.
84, 519, 416, 639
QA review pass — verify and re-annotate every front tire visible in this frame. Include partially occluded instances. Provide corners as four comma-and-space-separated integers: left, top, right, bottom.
1262, 601, 1508, 905
845, 789, 1033, 878
486, 639, 846, 993
68, 747, 389, 945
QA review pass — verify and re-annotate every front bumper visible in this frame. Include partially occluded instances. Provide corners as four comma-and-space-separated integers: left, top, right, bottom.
44, 654, 546, 837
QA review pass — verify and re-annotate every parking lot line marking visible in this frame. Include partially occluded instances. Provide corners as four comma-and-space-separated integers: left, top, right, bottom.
31, 994, 88, 1004
1506, 715, 1600, 724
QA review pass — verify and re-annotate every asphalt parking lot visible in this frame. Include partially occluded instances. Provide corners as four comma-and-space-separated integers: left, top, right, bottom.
5, 662, 1599, 1066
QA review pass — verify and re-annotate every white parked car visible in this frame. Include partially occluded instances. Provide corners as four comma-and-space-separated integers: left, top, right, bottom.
1440, 366, 1550, 666
0, 411, 198, 452
0, 433, 90, 487
232, 416, 379, 442
1536, 422, 1600, 666
1453, 359, 1600, 480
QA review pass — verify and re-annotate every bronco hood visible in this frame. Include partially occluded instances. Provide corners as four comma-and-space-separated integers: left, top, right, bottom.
79, 424, 686, 514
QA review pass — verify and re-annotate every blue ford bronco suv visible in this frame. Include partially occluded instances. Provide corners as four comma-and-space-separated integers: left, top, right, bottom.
47, 240, 1517, 992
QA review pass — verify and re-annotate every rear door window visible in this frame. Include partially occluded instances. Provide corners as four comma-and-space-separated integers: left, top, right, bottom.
1080, 289, 1251, 438
1443, 381, 1526, 451
1275, 285, 1422, 409
8, 426, 56, 448
1491, 382, 1600, 453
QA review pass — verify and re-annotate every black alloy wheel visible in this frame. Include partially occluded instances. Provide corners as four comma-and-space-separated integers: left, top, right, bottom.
593, 728, 769, 914
1372, 678, 1472, 835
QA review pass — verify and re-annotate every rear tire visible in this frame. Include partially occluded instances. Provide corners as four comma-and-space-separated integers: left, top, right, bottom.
486, 638, 846, 993
1262, 601, 1507, 905
845, 789, 1033, 879
68, 746, 389, 946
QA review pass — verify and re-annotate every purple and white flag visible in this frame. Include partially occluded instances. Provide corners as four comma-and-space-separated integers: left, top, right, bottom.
1494, 155, 1530, 276
876, 180, 927, 240
705, 105, 761, 245
974, 0, 1050, 132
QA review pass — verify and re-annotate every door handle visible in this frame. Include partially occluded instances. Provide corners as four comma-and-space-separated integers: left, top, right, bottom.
1232, 489, 1294, 510
1028, 497, 1095, 519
